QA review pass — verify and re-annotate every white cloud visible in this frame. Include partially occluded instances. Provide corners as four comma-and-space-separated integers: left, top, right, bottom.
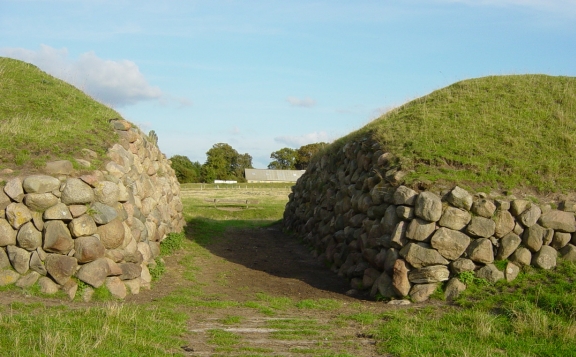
442, 0, 576, 13
274, 131, 332, 148
286, 96, 317, 108
0, 45, 162, 107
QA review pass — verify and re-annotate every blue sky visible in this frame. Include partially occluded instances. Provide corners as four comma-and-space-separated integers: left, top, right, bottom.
2, 0, 575, 168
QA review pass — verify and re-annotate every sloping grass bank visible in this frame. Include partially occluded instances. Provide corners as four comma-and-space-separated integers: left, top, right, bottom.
333, 74, 576, 193
0, 57, 121, 170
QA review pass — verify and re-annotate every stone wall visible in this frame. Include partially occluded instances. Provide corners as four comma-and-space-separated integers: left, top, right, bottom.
283, 137, 576, 302
0, 119, 185, 300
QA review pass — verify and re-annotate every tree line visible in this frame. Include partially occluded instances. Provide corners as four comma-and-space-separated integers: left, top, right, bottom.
170, 142, 327, 183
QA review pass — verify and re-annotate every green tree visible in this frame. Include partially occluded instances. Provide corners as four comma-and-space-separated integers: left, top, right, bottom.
295, 142, 328, 170
169, 155, 202, 183
268, 147, 297, 169
201, 143, 253, 182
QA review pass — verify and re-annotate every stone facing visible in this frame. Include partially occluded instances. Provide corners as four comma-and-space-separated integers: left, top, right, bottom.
284, 138, 575, 302
0, 119, 185, 300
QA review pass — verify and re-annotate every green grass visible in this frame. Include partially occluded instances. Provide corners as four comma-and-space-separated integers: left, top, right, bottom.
329, 74, 576, 193
0, 57, 122, 170
0, 302, 187, 356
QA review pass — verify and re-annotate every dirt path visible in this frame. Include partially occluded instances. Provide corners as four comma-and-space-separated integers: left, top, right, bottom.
127, 223, 397, 356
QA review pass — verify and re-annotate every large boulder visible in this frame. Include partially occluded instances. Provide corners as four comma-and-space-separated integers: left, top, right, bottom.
22, 175, 61, 194
61, 178, 94, 205
400, 243, 449, 268
45, 254, 78, 285
415, 191, 443, 222
430, 227, 471, 260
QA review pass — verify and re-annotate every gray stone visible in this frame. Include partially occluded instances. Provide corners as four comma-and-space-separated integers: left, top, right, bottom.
383, 248, 399, 274
551, 232, 572, 250
362, 268, 381, 289
16, 221, 42, 251
68, 215, 97, 238
493, 210, 515, 238
543, 228, 554, 246
467, 238, 494, 264
124, 279, 141, 295
392, 259, 411, 297
43, 220, 74, 254
438, 206, 471, 231
106, 277, 127, 299
405, 218, 436, 242
370, 272, 395, 298
22, 175, 61, 194
509, 247, 532, 266
408, 265, 449, 283
390, 221, 407, 249
23, 193, 58, 211
510, 199, 531, 216
450, 258, 476, 274
61, 178, 94, 205
409, 283, 438, 302
430, 227, 471, 260
393, 186, 418, 206
538, 210, 576, 233
31, 211, 44, 231
471, 199, 496, 218
495, 200, 511, 211
69, 205, 88, 218
466, 216, 496, 238
74, 236, 106, 263
97, 218, 125, 249
0, 219, 17, 246
396, 205, 414, 220
105, 249, 124, 263
444, 277, 466, 301
519, 205, 542, 228
6, 202, 32, 229
62, 279, 78, 300
446, 186, 473, 211
496, 232, 522, 260
29, 251, 47, 275
415, 191, 443, 222
90, 202, 118, 225
93, 181, 120, 206
560, 244, 576, 262
16, 271, 41, 288
4, 177, 24, 202
0, 270, 20, 286
0, 190, 11, 211
476, 264, 504, 283
505, 262, 520, 282
522, 224, 545, 252
119, 262, 142, 280
532, 245, 557, 270
45, 160, 73, 175
43, 203, 72, 221
76, 258, 111, 288
400, 243, 449, 268
45, 254, 78, 285
0, 248, 9, 270
38, 276, 59, 294
6, 245, 30, 274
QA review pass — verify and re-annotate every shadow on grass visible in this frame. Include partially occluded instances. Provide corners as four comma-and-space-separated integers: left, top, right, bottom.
182, 216, 358, 298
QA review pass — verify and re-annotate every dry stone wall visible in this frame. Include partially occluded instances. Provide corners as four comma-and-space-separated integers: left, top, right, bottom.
0, 119, 185, 300
283, 137, 576, 302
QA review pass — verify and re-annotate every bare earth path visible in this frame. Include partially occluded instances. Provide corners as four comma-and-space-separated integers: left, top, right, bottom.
127, 222, 399, 356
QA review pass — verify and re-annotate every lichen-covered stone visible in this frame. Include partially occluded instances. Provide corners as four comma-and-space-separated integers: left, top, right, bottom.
22, 175, 61, 194
446, 186, 473, 211
68, 215, 97, 238
23, 193, 59, 211
16, 222, 42, 251
44, 254, 77, 285
61, 178, 94, 205
43, 220, 74, 254
430, 227, 470, 260
0, 219, 17, 247
5, 202, 32, 229
532, 245, 557, 270
415, 191, 442, 222
438, 207, 471, 231
538, 210, 576, 233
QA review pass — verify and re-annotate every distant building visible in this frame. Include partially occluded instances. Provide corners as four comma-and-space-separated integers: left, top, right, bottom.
245, 169, 306, 183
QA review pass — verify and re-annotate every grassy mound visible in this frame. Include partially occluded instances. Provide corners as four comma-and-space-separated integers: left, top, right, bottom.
337, 74, 576, 193
0, 57, 122, 171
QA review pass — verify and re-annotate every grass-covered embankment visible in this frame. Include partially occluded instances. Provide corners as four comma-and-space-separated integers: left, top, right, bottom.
0, 57, 121, 170
334, 74, 576, 193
